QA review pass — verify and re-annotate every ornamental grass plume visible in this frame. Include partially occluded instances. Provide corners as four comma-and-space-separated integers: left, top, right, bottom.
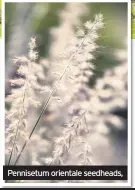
5, 37, 44, 165
44, 13, 104, 165
50, 2, 88, 58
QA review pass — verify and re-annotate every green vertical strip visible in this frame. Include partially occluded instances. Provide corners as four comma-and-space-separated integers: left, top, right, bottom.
132, 1, 135, 39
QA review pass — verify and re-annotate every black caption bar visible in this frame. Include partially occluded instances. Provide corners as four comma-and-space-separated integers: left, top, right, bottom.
3, 165, 127, 181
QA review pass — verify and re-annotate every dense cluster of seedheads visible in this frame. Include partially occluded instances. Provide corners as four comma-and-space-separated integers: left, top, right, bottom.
5, 3, 127, 183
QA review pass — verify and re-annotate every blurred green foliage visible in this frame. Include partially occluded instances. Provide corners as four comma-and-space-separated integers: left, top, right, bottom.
5, 3, 127, 79
132, 2, 135, 39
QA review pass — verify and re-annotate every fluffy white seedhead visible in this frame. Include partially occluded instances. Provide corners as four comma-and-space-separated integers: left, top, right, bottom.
50, 3, 88, 58
5, 38, 44, 164
83, 50, 127, 139
44, 13, 104, 165
28, 37, 38, 61
49, 13, 104, 110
